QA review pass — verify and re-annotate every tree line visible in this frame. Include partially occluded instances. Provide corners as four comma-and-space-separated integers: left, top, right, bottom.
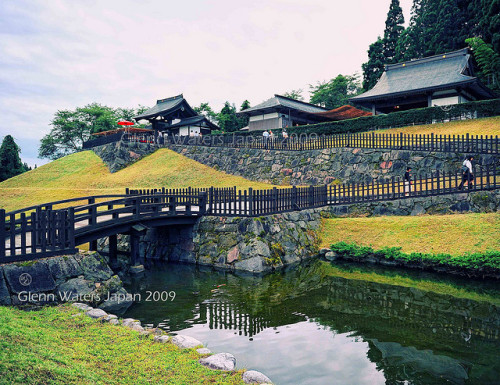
362, 0, 500, 92
0, 135, 31, 182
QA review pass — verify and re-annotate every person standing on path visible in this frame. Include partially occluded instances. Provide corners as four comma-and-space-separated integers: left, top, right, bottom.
404, 167, 412, 196
263, 130, 270, 149
458, 156, 474, 190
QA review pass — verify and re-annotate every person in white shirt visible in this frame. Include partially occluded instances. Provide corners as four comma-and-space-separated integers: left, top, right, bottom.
262, 130, 270, 148
458, 156, 474, 190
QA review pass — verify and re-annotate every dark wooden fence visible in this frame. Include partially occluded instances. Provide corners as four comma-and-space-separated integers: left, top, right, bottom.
167, 132, 499, 154
2, 166, 499, 262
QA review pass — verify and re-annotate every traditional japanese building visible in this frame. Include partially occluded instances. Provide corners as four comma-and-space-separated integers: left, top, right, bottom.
134, 94, 219, 136
350, 48, 497, 115
239, 94, 328, 131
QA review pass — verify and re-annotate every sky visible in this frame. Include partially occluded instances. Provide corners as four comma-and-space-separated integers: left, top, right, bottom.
0, 0, 412, 167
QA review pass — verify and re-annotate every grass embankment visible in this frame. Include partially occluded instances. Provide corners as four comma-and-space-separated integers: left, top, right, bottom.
376, 116, 500, 136
0, 304, 244, 385
320, 213, 500, 255
0, 149, 273, 212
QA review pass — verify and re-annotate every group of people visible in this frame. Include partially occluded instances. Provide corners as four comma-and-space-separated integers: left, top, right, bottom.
262, 129, 288, 148
403, 155, 475, 196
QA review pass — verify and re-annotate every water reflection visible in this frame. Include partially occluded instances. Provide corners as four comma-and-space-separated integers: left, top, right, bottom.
123, 260, 500, 385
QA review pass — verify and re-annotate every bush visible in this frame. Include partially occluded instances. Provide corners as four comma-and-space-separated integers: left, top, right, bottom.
329, 241, 500, 277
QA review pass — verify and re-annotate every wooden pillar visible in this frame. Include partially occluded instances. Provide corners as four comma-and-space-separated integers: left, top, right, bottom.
109, 234, 118, 268
130, 232, 139, 266
89, 239, 98, 251
427, 93, 433, 107
371, 104, 376, 116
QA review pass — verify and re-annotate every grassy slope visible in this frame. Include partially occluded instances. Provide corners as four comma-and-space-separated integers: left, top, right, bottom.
0, 305, 244, 385
375, 116, 500, 136
0, 149, 272, 212
320, 213, 500, 255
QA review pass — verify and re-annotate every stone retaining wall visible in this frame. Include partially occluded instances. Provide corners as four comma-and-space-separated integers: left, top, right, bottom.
0, 252, 132, 313
166, 144, 499, 185
91, 140, 499, 184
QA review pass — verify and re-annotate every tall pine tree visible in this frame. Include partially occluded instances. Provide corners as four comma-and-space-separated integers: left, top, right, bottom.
383, 0, 405, 63
0, 135, 28, 182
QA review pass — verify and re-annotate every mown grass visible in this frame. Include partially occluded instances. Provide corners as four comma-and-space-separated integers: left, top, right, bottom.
376, 116, 500, 136
0, 149, 273, 212
0, 304, 244, 385
320, 213, 500, 256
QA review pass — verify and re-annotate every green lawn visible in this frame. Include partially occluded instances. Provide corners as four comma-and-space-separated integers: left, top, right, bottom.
376, 116, 500, 136
320, 213, 500, 256
0, 305, 244, 385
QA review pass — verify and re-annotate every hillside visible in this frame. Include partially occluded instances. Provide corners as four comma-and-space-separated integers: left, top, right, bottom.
375, 116, 500, 136
0, 149, 272, 212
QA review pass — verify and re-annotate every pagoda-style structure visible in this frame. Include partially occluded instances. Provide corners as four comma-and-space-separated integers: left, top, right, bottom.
134, 94, 219, 136
350, 48, 497, 115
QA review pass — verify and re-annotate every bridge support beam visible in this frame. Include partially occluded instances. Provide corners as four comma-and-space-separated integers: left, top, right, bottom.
89, 240, 98, 252
109, 234, 118, 268
130, 233, 139, 266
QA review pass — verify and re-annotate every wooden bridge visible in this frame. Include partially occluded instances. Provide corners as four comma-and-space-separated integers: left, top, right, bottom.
2, 166, 499, 264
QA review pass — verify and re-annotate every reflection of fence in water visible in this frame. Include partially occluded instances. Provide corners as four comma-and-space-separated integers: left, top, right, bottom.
201, 301, 273, 337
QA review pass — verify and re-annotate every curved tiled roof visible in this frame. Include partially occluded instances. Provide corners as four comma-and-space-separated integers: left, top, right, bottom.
241, 94, 327, 114
351, 49, 495, 102
134, 94, 197, 120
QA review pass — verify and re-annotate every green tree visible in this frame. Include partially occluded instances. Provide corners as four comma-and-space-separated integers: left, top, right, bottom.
466, 37, 500, 90
383, 0, 405, 63
240, 100, 251, 111
0, 135, 29, 182
217, 102, 241, 132
39, 104, 147, 160
362, 38, 385, 91
194, 102, 217, 122
310, 75, 362, 109
282, 89, 304, 101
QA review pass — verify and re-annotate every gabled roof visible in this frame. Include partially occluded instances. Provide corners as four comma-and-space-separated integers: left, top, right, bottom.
313, 105, 372, 121
166, 115, 219, 131
241, 94, 328, 115
134, 94, 197, 121
350, 49, 497, 103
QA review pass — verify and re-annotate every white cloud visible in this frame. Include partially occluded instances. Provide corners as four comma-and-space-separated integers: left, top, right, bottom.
0, 0, 413, 166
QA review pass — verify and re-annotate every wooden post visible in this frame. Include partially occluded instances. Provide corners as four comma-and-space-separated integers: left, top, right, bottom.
20, 213, 26, 256
109, 234, 118, 268
10, 214, 16, 257
68, 207, 75, 250
199, 191, 207, 215
30, 212, 37, 254
0, 209, 5, 258
248, 188, 254, 216
273, 187, 278, 213
130, 232, 139, 266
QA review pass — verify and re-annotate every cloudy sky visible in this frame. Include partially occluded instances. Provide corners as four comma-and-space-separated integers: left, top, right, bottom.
0, 0, 412, 167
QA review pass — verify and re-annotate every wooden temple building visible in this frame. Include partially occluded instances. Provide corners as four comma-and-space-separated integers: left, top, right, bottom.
239, 94, 328, 131
350, 48, 497, 115
134, 94, 219, 136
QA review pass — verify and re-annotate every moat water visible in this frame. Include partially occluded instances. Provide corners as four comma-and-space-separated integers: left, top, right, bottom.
122, 260, 500, 385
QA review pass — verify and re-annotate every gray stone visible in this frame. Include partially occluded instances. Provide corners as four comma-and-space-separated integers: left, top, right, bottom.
199, 353, 236, 371
3, 261, 56, 294
72, 302, 93, 311
122, 318, 141, 328
154, 335, 170, 343
47, 256, 83, 284
325, 251, 338, 261
242, 370, 273, 384
57, 278, 94, 300
76, 253, 113, 282
0, 267, 12, 305
86, 308, 108, 319
171, 335, 203, 349
234, 257, 266, 273
98, 288, 134, 313
410, 204, 426, 216
196, 348, 212, 355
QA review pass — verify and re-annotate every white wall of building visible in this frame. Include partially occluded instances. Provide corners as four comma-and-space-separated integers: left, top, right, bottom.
249, 112, 279, 122
432, 95, 460, 107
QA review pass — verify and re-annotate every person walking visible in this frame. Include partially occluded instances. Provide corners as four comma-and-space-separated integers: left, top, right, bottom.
404, 167, 412, 197
282, 129, 289, 149
262, 130, 270, 149
458, 156, 474, 190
